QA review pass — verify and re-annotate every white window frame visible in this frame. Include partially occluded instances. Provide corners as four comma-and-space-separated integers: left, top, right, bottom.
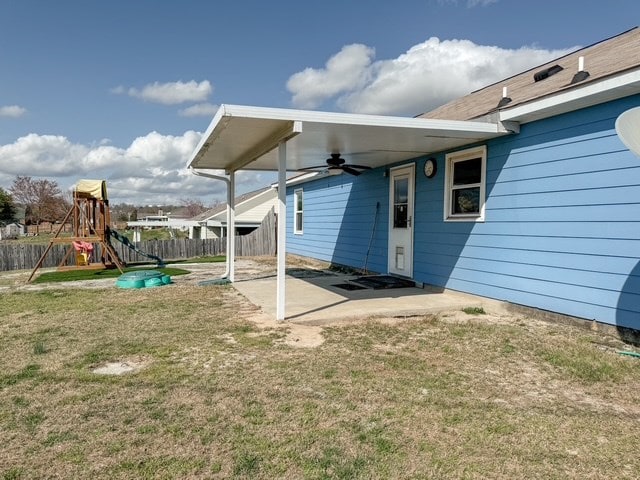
294, 188, 304, 234
444, 145, 487, 222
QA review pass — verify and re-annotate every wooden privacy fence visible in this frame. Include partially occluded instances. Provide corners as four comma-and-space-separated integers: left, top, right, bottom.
0, 210, 276, 272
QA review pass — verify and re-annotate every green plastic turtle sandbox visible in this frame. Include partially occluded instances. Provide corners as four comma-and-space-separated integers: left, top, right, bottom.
115, 270, 172, 289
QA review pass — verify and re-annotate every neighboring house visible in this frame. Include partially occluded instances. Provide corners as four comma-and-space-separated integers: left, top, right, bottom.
126, 216, 196, 241
0, 205, 24, 239
0, 222, 23, 240
188, 28, 640, 327
189, 187, 277, 240
125, 188, 276, 241
140, 214, 172, 222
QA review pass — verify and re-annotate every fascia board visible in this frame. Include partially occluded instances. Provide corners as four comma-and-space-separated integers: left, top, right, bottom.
500, 69, 640, 124
202, 104, 507, 134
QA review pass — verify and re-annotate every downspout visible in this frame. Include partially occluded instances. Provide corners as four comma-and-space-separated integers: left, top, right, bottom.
189, 168, 232, 279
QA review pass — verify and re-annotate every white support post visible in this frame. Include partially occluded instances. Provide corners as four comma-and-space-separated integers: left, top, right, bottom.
228, 170, 236, 282
276, 141, 287, 321
189, 168, 232, 279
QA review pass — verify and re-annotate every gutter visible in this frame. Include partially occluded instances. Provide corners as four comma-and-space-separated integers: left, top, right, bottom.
500, 68, 640, 124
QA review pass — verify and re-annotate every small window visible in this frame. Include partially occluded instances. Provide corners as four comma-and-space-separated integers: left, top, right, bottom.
294, 188, 303, 234
444, 146, 486, 222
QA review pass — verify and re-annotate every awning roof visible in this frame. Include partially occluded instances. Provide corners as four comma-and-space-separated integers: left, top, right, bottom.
187, 105, 515, 173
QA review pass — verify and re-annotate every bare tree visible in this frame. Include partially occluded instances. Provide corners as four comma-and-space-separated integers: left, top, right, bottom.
181, 197, 207, 218
9, 176, 68, 231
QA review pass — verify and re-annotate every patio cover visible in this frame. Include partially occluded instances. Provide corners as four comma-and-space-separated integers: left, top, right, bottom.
187, 104, 516, 320
189, 105, 515, 173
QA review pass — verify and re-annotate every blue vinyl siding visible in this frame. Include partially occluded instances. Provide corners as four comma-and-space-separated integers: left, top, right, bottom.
288, 94, 640, 330
287, 172, 389, 274
413, 94, 640, 330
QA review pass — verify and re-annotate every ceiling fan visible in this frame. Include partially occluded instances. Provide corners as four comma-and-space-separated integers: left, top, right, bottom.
299, 153, 372, 176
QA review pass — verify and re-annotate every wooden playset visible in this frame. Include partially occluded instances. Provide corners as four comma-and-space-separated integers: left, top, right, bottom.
27, 180, 124, 282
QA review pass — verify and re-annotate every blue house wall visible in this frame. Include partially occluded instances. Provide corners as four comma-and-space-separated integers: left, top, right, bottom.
287, 170, 389, 274
287, 94, 640, 331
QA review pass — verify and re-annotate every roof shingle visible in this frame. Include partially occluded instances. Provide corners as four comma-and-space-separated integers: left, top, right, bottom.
420, 28, 640, 122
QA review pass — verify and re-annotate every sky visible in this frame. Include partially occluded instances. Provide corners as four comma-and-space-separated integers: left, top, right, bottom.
1, 0, 639, 206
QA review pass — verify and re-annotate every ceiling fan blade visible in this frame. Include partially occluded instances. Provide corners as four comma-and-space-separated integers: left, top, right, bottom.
343, 164, 372, 170
342, 166, 362, 176
298, 165, 330, 171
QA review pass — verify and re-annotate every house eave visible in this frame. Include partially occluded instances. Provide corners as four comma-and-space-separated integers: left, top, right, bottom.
500, 68, 640, 124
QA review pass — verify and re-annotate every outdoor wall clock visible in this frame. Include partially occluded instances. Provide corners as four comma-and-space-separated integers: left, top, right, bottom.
424, 158, 437, 178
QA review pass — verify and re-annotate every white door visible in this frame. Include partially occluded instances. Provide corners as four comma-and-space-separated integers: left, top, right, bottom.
388, 164, 414, 277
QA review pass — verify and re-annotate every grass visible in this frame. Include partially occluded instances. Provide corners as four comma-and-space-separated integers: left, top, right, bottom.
32, 266, 190, 284
28, 256, 223, 284
32, 341, 48, 355
462, 306, 486, 315
0, 285, 639, 478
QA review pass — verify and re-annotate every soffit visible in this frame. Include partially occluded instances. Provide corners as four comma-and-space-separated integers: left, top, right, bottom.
188, 105, 510, 173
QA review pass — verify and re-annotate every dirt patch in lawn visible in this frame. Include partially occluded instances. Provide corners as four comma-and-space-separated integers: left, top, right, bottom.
91, 358, 149, 375
250, 312, 325, 348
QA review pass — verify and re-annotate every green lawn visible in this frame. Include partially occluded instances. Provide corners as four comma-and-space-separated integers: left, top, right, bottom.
29, 256, 225, 284
32, 267, 191, 284
1, 285, 639, 479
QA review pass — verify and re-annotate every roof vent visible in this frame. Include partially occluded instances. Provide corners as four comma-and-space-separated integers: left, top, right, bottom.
570, 56, 590, 84
533, 64, 563, 82
497, 86, 512, 108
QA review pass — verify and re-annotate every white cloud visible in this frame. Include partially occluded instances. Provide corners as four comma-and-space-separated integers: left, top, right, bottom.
287, 38, 576, 116
287, 44, 375, 109
125, 131, 202, 174
115, 80, 213, 105
0, 105, 27, 117
0, 134, 88, 176
0, 131, 271, 205
178, 103, 219, 117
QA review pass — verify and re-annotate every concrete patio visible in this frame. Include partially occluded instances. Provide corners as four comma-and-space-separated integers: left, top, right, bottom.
2, 257, 506, 325
232, 267, 505, 325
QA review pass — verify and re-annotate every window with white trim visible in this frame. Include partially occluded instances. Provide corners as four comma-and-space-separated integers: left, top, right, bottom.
444, 146, 487, 222
294, 188, 303, 234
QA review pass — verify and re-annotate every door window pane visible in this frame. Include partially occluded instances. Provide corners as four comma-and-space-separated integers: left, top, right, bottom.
394, 177, 408, 203
394, 204, 408, 228
393, 177, 408, 228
